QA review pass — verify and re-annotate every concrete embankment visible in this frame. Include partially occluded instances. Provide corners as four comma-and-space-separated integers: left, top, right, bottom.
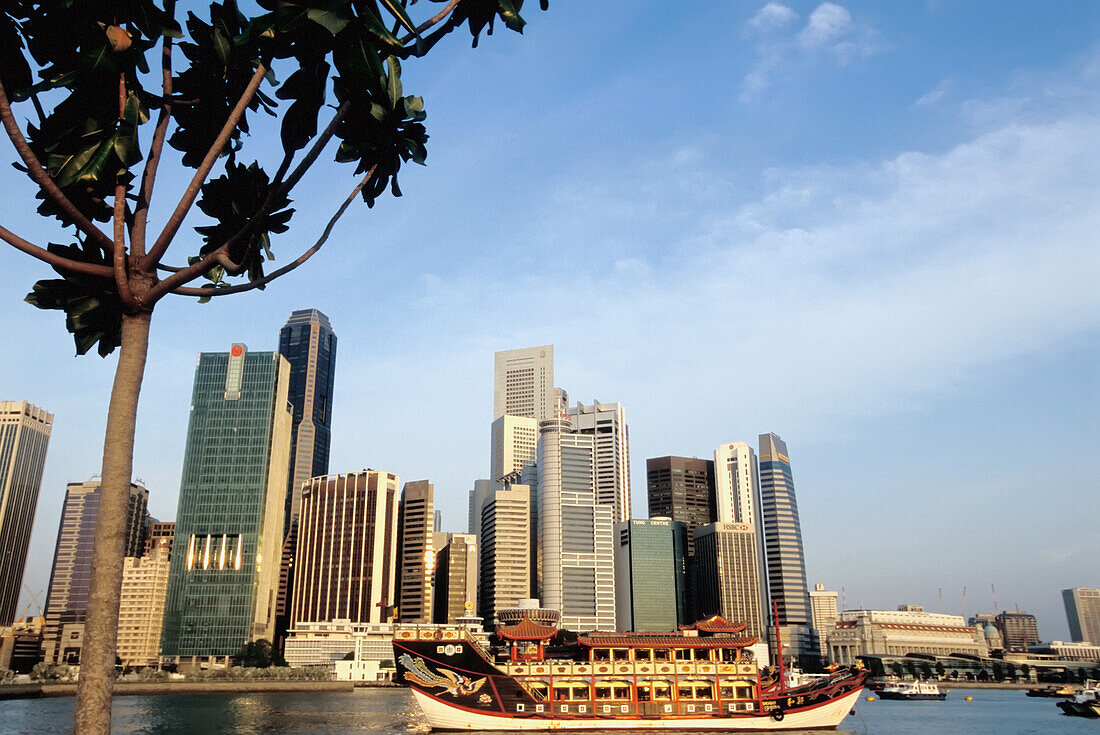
1, 680, 354, 700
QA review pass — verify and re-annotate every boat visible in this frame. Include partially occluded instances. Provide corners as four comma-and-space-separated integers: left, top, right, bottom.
1025, 684, 1078, 698
1056, 681, 1100, 718
393, 615, 868, 730
877, 681, 947, 701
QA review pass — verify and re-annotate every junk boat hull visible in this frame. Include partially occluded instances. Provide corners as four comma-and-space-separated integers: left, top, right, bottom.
393, 620, 867, 731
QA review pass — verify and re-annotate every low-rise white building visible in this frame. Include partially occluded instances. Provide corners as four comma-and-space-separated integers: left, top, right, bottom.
827, 607, 989, 664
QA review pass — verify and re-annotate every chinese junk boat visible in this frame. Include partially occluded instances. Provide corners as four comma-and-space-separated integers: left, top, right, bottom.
393, 615, 868, 730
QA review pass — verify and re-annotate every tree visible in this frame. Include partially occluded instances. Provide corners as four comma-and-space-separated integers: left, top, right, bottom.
234, 639, 279, 669
0, 2, 546, 732
934, 661, 945, 680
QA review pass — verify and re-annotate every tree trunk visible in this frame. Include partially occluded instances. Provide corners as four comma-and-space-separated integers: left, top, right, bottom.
74, 310, 152, 735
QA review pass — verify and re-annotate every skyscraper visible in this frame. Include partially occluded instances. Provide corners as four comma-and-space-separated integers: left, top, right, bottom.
397, 480, 434, 623
757, 433, 811, 627
490, 415, 538, 487
693, 522, 767, 639
537, 418, 615, 631
41, 479, 148, 664
1063, 588, 1100, 644
569, 400, 631, 523
291, 471, 399, 625
468, 479, 493, 539
161, 345, 292, 663
433, 533, 478, 624
0, 401, 53, 626
713, 442, 760, 526
278, 309, 337, 524
117, 539, 171, 669
645, 456, 715, 558
493, 345, 555, 422
613, 518, 686, 631
478, 484, 532, 625
996, 609, 1040, 651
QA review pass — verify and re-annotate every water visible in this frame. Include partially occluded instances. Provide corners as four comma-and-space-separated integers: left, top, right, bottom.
1, 688, 1095, 734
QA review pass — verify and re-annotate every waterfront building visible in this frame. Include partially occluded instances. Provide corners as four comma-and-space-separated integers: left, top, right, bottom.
1031, 640, 1100, 661
397, 480, 434, 624
809, 583, 839, 658
645, 456, 715, 558
160, 345, 292, 663
693, 522, 767, 639
536, 418, 615, 632
569, 400, 631, 523
613, 518, 686, 631
433, 533, 478, 624
478, 484, 532, 625
291, 471, 400, 626
0, 401, 53, 626
758, 433, 811, 628
1063, 588, 1100, 644
143, 521, 175, 556
827, 607, 989, 664
490, 415, 538, 488
117, 539, 171, 668
0, 615, 45, 674
493, 345, 555, 422
997, 609, 1040, 652
277, 309, 337, 523
41, 478, 148, 664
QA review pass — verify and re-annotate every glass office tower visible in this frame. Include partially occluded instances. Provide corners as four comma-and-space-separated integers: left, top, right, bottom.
613, 518, 687, 631
160, 345, 291, 662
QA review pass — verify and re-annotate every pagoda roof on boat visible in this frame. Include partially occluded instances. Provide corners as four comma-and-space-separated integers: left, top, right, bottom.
498, 618, 558, 641
679, 615, 749, 635
577, 633, 758, 649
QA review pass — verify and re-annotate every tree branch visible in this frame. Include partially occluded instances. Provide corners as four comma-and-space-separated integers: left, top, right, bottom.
0, 224, 114, 278
132, 1, 176, 264
395, 13, 464, 59
143, 62, 268, 270
0, 79, 115, 255
398, 0, 461, 45
169, 167, 376, 299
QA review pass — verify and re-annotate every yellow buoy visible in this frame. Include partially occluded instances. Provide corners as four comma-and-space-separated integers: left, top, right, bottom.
964, 696, 973, 701
865, 696, 875, 701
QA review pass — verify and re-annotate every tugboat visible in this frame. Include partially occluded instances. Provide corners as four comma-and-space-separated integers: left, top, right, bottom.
1057, 681, 1100, 718
393, 615, 868, 730
877, 680, 947, 701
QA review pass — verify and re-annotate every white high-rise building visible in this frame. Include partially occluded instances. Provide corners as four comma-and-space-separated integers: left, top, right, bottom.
117, 540, 171, 668
479, 484, 533, 625
493, 346, 555, 421
568, 400, 631, 523
536, 418, 615, 632
809, 583, 839, 658
713, 442, 760, 526
468, 479, 493, 539
490, 415, 538, 487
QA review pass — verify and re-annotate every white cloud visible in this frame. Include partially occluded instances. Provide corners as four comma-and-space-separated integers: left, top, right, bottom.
798, 2, 852, 49
914, 79, 951, 106
741, 2, 881, 100
749, 3, 797, 32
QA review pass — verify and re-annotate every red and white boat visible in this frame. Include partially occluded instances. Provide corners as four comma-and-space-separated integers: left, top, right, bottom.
393, 615, 868, 730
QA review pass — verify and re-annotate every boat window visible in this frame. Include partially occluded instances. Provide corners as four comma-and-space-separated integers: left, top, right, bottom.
596, 681, 632, 700
719, 648, 739, 663
523, 682, 549, 701
720, 679, 755, 699
678, 680, 715, 700
592, 648, 611, 661
612, 649, 630, 661
634, 649, 652, 662
651, 681, 673, 701
674, 648, 692, 661
553, 683, 591, 701
653, 649, 671, 661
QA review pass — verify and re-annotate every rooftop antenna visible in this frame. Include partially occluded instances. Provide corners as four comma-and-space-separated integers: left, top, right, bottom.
992, 583, 998, 613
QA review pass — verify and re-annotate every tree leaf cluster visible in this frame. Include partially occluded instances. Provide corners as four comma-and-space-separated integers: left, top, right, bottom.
3, 0, 546, 356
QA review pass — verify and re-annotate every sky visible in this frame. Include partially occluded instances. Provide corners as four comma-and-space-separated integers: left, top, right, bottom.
2, 2, 1098, 640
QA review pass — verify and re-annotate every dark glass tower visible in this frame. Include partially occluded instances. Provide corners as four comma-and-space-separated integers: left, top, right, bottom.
278, 309, 337, 524
160, 345, 292, 661
613, 518, 687, 631
645, 456, 716, 558
757, 433, 811, 626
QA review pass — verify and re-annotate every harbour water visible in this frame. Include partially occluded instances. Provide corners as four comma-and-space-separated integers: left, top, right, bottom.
1, 687, 1095, 735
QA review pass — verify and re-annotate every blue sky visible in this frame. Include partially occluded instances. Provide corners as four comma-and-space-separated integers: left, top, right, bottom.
3, 2, 1098, 638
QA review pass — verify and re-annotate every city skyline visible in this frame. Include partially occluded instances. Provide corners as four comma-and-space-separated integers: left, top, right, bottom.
4, 2, 1098, 639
